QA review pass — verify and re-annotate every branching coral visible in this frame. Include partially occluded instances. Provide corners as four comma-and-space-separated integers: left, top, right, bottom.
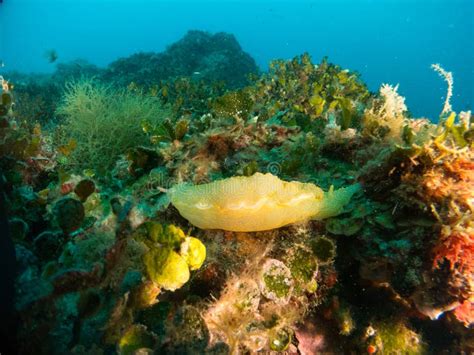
432, 213, 474, 277
361, 83, 408, 142
379, 83, 408, 119
432, 63, 454, 116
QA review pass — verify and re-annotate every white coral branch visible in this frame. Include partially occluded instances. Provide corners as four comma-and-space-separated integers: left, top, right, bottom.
431, 63, 453, 115
0, 75, 9, 92
379, 83, 407, 118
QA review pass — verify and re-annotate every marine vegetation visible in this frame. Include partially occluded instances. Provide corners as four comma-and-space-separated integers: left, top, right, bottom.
56, 80, 171, 176
1, 32, 473, 354
4, 30, 255, 127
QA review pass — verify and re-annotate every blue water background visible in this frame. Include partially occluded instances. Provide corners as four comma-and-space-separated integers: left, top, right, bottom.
0, 0, 472, 120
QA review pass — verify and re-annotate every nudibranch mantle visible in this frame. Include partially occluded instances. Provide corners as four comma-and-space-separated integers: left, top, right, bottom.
168, 173, 360, 232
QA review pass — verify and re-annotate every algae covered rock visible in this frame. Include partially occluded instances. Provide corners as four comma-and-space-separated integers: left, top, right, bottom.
76, 290, 102, 319
287, 245, 319, 293
269, 327, 293, 352
326, 216, 363, 236
367, 319, 426, 355
53, 197, 85, 234
118, 324, 157, 355
232, 278, 261, 312
74, 179, 95, 202
160, 305, 210, 354
9, 217, 29, 241
126, 146, 163, 178
33, 230, 67, 261
260, 259, 294, 303
310, 235, 336, 264
103, 30, 258, 89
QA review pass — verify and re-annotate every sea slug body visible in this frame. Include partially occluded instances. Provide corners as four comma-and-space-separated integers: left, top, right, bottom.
168, 173, 360, 232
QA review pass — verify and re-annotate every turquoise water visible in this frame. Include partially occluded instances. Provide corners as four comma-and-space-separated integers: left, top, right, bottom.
0, 0, 472, 119
0, 1, 473, 354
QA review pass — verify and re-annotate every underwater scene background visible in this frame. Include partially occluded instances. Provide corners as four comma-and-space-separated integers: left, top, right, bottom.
1, 0, 473, 119
0, 0, 473, 354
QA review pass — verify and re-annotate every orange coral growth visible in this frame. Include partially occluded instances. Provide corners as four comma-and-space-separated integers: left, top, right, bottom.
422, 154, 474, 211
445, 157, 474, 180
453, 300, 474, 327
432, 216, 474, 276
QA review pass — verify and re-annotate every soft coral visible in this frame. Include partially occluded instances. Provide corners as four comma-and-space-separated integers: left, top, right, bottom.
432, 221, 474, 276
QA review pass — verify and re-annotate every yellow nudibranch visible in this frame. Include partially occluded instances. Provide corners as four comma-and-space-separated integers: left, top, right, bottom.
168, 173, 360, 232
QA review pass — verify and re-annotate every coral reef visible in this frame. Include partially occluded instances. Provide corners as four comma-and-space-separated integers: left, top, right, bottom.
2, 43, 473, 354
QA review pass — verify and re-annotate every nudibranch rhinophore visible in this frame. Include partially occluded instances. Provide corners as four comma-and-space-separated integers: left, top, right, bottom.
168, 173, 360, 232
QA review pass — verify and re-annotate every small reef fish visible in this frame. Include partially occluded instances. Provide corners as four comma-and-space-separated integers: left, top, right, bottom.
168, 172, 360, 232
44, 49, 58, 63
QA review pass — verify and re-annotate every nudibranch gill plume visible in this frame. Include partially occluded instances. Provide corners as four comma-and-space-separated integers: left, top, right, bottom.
168, 173, 360, 232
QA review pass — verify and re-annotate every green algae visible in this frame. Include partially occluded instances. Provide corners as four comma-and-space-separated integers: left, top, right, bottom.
118, 324, 157, 355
